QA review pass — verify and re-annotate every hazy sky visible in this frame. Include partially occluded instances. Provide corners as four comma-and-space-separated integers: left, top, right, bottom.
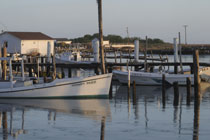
0, 0, 210, 43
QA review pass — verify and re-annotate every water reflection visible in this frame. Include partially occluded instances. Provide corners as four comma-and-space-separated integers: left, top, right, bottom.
115, 83, 210, 140
0, 99, 111, 140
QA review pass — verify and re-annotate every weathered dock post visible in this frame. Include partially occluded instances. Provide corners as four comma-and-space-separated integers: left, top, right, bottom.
52, 47, 56, 80
178, 32, 183, 74
47, 42, 52, 77
68, 67, 72, 78
114, 51, 117, 63
128, 49, 131, 62
173, 82, 179, 106
193, 50, 200, 99
186, 77, 191, 105
162, 74, 166, 107
61, 67, 65, 78
128, 70, 131, 97
173, 38, 179, 74
120, 51, 122, 70
28, 56, 33, 77
134, 40, 139, 62
109, 80, 113, 99
21, 56, 25, 81
144, 36, 148, 72
2, 43, 7, 80
126, 60, 129, 71
133, 80, 137, 105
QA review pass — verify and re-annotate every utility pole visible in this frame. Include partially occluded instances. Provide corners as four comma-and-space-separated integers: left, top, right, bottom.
183, 25, 188, 45
97, 0, 106, 74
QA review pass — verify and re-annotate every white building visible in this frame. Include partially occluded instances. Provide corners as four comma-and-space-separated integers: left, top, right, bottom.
0, 32, 54, 56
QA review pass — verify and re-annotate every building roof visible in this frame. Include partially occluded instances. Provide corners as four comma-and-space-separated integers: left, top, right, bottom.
2, 32, 54, 40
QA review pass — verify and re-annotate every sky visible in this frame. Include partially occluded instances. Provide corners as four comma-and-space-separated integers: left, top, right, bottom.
0, 0, 210, 44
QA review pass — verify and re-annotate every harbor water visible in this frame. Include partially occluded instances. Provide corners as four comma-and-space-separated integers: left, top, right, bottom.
0, 54, 210, 140
0, 82, 210, 140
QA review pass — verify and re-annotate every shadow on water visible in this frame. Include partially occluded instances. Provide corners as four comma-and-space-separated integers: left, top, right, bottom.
0, 99, 111, 140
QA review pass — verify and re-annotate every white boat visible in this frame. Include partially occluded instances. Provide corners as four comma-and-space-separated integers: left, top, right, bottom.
0, 73, 112, 99
55, 52, 91, 64
0, 56, 112, 99
113, 70, 194, 86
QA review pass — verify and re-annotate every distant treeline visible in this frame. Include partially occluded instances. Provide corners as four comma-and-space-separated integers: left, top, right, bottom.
70, 33, 165, 44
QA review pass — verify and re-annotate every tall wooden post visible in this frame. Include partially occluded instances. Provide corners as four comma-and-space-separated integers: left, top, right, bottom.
187, 77, 191, 105
2, 43, 7, 80
97, 0, 106, 74
120, 51, 122, 70
173, 82, 179, 106
178, 32, 183, 74
162, 74, 166, 107
144, 36, 148, 72
193, 50, 200, 99
133, 81, 137, 105
52, 49, 56, 80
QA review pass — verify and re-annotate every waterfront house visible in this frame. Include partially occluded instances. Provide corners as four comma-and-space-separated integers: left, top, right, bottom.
0, 31, 54, 56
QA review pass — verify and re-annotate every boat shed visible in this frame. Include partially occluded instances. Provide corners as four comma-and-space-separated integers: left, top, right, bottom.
0, 31, 54, 56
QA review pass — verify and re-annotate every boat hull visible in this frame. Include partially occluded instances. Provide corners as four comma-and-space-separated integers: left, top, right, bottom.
0, 73, 112, 99
113, 70, 194, 86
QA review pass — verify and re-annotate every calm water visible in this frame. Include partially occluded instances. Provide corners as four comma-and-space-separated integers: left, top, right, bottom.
0, 82, 210, 140
0, 54, 210, 140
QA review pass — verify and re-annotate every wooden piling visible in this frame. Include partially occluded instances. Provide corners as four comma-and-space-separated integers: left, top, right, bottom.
2, 45, 7, 80
162, 74, 166, 107
133, 81, 136, 105
174, 64, 178, 74
52, 53, 56, 80
144, 36, 148, 72
173, 82, 179, 106
109, 80, 113, 99
187, 77, 191, 105
128, 49, 131, 62
68, 68, 72, 78
94, 67, 99, 75
193, 50, 200, 99
120, 51, 122, 70
61, 68, 65, 78
126, 60, 129, 71
128, 70, 131, 97
114, 51, 117, 63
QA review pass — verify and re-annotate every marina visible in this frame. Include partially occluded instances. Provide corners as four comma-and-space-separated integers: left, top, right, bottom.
0, 0, 210, 139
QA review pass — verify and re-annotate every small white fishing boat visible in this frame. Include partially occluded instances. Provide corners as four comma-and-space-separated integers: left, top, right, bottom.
0, 73, 112, 99
55, 52, 91, 64
0, 57, 112, 99
113, 70, 194, 86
